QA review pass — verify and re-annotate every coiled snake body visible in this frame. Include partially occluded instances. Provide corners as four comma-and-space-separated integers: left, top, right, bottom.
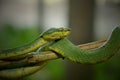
0, 26, 120, 79
0, 28, 70, 79
48, 27, 120, 64
0, 28, 70, 60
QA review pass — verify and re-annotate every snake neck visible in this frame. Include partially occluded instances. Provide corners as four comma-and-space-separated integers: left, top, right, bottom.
0, 37, 49, 59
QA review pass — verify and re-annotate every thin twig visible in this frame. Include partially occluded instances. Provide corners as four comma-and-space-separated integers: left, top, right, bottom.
78, 39, 106, 49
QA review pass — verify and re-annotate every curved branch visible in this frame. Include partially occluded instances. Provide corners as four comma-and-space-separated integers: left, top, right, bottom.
0, 40, 106, 68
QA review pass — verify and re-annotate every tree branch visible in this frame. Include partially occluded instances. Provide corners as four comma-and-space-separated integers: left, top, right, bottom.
0, 40, 106, 68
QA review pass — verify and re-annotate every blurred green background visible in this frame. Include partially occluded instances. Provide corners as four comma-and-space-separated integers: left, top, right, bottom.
0, 0, 120, 80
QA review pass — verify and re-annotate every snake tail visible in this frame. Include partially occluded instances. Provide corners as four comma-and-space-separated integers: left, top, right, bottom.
49, 26, 120, 64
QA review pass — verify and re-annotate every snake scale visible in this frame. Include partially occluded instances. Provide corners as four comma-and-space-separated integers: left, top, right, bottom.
0, 26, 120, 79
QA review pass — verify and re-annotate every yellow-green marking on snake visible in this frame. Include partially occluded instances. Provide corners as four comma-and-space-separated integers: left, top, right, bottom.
0, 28, 70, 60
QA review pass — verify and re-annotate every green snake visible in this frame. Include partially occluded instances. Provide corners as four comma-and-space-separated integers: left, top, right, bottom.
0, 28, 70, 79
0, 26, 120, 79
0, 62, 47, 79
0, 28, 70, 60
47, 26, 120, 64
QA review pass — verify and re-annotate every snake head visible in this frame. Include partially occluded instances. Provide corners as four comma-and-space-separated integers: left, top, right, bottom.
42, 27, 71, 40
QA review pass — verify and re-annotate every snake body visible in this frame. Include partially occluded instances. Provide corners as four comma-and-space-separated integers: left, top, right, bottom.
0, 26, 120, 79
0, 28, 70, 60
0, 62, 47, 79
0, 28, 70, 79
48, 26, 120, 64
